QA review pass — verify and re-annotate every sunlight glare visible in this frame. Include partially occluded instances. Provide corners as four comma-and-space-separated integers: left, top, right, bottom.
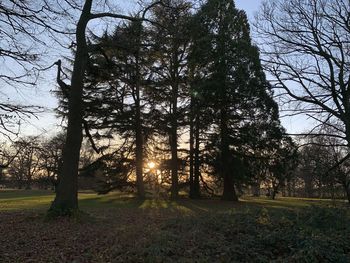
148, 161, 156, 169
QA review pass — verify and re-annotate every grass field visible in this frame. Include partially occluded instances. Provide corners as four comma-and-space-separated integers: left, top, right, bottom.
0, 190, 349, 262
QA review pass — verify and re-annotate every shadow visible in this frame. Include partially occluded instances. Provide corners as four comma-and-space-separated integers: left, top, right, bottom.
79, 192, 144, 210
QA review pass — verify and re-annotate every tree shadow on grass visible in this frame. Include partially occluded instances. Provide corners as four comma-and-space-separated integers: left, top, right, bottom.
79, 193, 144, 210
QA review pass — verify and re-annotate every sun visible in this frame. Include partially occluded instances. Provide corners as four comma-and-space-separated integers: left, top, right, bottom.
148, 161, 156, 169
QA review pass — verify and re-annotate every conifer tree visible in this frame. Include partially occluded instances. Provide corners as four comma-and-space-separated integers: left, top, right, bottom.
191, 0, 286, 201
148, 0, 193, 198
76, 20, 151, 198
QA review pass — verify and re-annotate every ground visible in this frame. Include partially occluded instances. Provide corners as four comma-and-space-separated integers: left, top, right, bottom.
0, 190, 349, 263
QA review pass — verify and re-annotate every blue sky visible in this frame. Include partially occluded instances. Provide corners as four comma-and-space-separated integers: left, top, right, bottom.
17, 0, 308, 137
236, 0, 311, 134
235, 0, 262, 17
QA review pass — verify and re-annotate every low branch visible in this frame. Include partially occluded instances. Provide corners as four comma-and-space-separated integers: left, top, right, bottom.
83, 120, 101, 154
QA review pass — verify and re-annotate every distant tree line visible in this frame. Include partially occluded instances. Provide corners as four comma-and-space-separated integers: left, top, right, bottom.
0, 134, 65, 190
1, 132, 349, 202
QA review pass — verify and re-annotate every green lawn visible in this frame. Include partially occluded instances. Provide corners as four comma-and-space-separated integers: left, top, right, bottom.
0, 189, 345, 212
0, 190, 349, 262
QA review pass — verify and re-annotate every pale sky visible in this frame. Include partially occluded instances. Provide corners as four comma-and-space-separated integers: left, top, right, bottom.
14, 0, 308, 137
235, 0, 261, 16
236, 0, 312, 134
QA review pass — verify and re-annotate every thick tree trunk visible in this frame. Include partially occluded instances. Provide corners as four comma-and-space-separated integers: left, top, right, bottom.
220, 108, 238, 201
50, 0, 92, 213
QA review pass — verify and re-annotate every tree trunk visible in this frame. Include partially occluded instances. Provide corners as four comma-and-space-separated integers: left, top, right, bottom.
135, 38, 145, 199
304, 172, 313, 198
220, 108, 238, 201
50, 0, 92, 214
270, 182, 279, 200
344, 183, 350, 204
25, 179, 31, 190
170, 111, 178, 199
170, 75, 178, 199
292, 180, 297, 197
270, 190, 276, 200
192, 114, 201, 198
222, 171, 237, 201
252, 182, 260, 197
189, 96, 194, 198
287, 181, 292, 197
281, 185, 286, 197
135, 98, 145, 198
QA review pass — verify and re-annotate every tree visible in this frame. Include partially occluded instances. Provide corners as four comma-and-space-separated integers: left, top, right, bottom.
7, 137, 41, 189
263, 137, 297, 200
0, 142, 21, 185
82, 20, 151, 198
39, 133, 65, 190
191, 0, 284, 201
50, 0, 161, 214
256, 0, 350, 202
188, 89, 202, 198
148, 0, 192, 198
255, 0, 350, 156
0, 1, 70, 138
298, 134, 350, 201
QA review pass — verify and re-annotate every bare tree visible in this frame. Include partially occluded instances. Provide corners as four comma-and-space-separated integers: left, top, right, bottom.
255, 0, 350, 201
0, 142, 21, 184
38, 133, 65, 190
0, 1, 71, 138
297, 135, 350, 200
255, 0, 350, 142
7, 137, 42, 189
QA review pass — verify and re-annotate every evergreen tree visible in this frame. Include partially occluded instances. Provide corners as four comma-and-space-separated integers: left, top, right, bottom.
147, 0, 193, 198
80, 20, 153, 198
191, 0, 286, 201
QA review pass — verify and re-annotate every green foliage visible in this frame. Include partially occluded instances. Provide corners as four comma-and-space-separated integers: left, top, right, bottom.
189, 0, 291, 196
